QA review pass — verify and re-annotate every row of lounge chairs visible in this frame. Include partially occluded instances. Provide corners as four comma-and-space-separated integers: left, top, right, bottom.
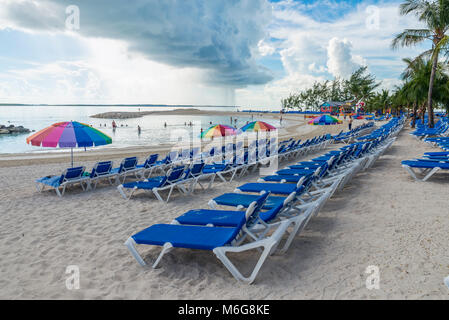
125, 117, 405, 284
34, 134, 334, 197
424, 136, 449, 151
402, 115, 449, 181
35, 157, 144, 197
332, 122, 374, 143
116, 134, 334, 202
410, 117, 449, 140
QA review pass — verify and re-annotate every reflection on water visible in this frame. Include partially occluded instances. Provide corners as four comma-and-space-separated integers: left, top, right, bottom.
0, 105, 278, 154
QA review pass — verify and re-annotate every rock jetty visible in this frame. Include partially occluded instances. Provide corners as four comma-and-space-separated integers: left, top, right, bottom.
90, 111, 149, 119
0, 124, 31, 134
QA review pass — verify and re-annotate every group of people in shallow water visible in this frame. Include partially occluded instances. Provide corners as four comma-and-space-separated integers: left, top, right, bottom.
100, 114, 286, 137
98, 120, 142, 135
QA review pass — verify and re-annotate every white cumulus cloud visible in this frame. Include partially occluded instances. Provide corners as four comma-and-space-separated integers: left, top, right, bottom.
326, 37, 366, 78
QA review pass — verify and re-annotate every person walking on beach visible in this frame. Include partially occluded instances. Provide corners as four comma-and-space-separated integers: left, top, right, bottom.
348, 116, 353, 131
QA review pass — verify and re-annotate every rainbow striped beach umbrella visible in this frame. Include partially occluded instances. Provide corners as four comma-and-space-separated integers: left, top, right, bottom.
308, 115, 342, 125
26, 121, 112, 166
200, 124, 237, 138
239, 121, 277, 132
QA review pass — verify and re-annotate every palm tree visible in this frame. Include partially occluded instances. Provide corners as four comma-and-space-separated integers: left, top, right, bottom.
401, 57, 431, 126
392, 0, 449, 128
400, 55, 449, 125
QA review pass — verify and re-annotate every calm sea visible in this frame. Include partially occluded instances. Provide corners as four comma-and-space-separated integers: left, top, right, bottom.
0, 105, 279, 154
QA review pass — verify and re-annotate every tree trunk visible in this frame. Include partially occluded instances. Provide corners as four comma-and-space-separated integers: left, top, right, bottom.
411, 101, 417, 128
421, 102, 426, 122
427, 50, 438, 128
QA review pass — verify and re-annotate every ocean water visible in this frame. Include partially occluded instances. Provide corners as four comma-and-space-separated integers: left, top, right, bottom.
0, 105, 279, 154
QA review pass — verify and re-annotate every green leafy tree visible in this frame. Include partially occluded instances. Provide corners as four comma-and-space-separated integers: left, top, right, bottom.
392, 0, 449, 128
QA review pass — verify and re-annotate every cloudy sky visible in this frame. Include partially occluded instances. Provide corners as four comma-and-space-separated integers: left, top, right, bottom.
0, 0, 426, 108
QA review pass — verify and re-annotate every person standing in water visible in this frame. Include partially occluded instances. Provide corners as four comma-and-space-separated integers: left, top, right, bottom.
137, 125, 141, 135
164, 122, 167, 128
112, 120, 117, 131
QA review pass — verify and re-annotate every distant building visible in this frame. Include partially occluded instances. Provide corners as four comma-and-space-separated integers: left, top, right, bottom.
320, 101, 355, 114
320, 101, 344, 114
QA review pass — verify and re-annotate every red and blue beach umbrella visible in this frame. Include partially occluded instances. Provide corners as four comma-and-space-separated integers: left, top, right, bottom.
308, 115, 342, 125
200, 124, 237, 138
26, 121, 112, 166
239, 121, 277, 132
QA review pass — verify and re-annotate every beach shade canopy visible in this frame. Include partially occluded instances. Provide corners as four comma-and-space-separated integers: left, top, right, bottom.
200, 124, 237, 138
239, 121, 277, 132
308, 115, 342, 125
26, 121, 112, 166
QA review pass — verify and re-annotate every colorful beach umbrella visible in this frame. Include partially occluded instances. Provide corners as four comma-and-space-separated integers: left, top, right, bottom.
200, 124, 237, 138
308, 115, 342, 125
239, 121, 277, 132
26, 121, 112, 167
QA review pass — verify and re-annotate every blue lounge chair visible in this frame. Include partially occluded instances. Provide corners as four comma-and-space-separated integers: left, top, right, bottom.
136, 154, 159, 179
182, 162, 216, 193
111, 157, 140, 184
87, 161, 116, 190
209, 186, 308, 211
36, 166, 89, 197
234, 175, 308, 195
203, 153, 247, 182
402, 159, 449, 181
124, 192, 292, 284
117, 166, 186, 202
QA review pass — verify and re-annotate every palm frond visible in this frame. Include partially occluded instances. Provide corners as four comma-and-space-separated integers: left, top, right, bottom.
391, 29, 432, 49
399, 0, 430, 16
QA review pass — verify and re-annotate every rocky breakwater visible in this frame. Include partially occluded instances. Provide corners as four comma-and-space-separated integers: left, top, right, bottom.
90, 111, 148, 119
0, 124, 31, 134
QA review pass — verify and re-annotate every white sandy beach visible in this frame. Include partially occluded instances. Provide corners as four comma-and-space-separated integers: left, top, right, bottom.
0, 111, 448, 299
